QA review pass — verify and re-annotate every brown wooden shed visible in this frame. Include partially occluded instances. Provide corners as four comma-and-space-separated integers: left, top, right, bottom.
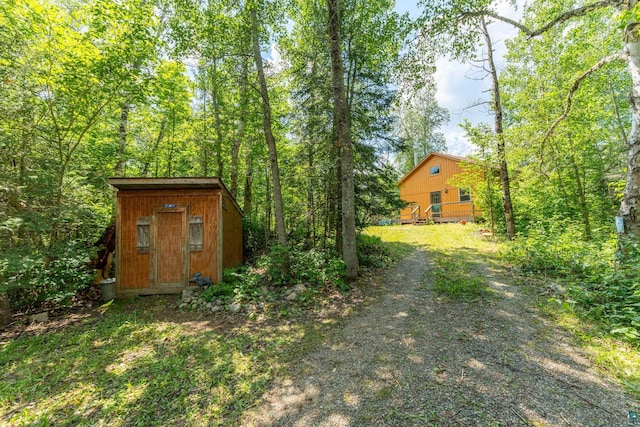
109, 177, 243, 297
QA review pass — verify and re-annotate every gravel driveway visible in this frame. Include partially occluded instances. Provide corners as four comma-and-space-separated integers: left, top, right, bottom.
242, 248, 639, 426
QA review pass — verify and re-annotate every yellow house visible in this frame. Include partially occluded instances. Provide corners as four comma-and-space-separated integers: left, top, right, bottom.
398, 152, 481, 223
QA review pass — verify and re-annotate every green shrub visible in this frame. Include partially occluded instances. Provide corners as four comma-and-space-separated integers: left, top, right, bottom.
502, 223, 614, 279
257, 243, 291, 286
1, 241, 94, 310
357, 233, 392, 268
567, 240, 640, 342
200, 245, 348, 304
291, 249, 346, 289
503, 222, 639, 344
199, 281, 236, 301
254, 243, 346, 289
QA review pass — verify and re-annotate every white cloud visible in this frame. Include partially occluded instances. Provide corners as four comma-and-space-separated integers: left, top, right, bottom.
431, 0, 524, 156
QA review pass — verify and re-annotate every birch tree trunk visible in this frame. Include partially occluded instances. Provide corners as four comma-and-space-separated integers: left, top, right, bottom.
619, 10, 640, 247
327, 0, 359, 279
250, 6, 287, 247
481, 17, 517, 240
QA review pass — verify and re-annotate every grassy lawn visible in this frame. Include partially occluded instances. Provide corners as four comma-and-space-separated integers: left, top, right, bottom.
2, 224, 638, 425
0, 297, 324, 426
365, 223, 500, 301
365, 223, 499, 255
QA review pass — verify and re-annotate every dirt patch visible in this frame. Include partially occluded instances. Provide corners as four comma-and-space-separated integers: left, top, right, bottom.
241, 249, 640, 426
0, 282, 371, 344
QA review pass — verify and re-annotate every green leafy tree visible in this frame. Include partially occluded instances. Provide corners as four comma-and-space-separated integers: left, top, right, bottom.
499, 3, 626, 241
394, 85, 449, 175
417, 0, 518, 239
439, 0, 640, 253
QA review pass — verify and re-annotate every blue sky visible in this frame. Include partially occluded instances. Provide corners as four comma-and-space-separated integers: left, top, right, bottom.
394, 1, 523, 156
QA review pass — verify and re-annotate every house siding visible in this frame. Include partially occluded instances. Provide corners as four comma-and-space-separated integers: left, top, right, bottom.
399, 153, 481, 222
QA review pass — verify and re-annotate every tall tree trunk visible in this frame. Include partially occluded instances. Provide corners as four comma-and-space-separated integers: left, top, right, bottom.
243, 147, 253, 216
327, 0, 358, 279
608, 79, 628, 147
250, 6, 287, 247
619, 13, 640, 249
548, 141, 573, 212
265, 166, 272, 242
323, 179, 331, 249
306, 142, 315, 246
335, 161, 343, 256
231, 60, 248, 197
0, 293, 10, 328
482, 17, 517, 240
202, 72, 209, 176
115, 102, 129, 177
145, 118, 166, 177
567, 133, 592, 241
166, 115, 175, 177
210, 62, 224, 178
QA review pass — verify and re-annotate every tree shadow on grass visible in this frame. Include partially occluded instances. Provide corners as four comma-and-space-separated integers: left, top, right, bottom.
0, 295, 330, 426
0, 236, 419, 427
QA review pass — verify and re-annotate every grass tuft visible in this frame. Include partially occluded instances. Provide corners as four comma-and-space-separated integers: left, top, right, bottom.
432, 253, 488, 300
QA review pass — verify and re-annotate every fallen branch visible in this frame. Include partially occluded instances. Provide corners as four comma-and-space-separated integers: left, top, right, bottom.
510, 407, 532, 425
573, 391, 618, 416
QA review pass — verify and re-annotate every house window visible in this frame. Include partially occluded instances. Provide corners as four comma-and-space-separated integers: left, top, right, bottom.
430, 165, 440, 175
136, 217, 150, 254
189, 216, 204, 251
459, 188, 471, 202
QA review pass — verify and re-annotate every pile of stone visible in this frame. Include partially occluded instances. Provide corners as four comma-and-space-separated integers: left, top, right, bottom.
283, 283, 307, 301
178, 283, 310, 315
178, 288, 242, 313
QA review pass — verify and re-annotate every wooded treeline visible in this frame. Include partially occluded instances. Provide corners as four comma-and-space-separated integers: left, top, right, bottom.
0, 0, 637, 311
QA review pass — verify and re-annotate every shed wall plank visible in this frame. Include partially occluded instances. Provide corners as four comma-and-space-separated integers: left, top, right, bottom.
116, 190, 220, 292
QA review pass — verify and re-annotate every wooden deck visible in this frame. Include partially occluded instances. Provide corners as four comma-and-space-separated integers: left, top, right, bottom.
400, 201, 478, 225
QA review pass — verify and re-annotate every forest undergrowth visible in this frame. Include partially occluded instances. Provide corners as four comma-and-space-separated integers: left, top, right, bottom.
501, 222, 640, 396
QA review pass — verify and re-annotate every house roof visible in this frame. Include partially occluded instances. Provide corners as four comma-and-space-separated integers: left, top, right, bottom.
398, 152, 469, 185
108, 177, 243, 215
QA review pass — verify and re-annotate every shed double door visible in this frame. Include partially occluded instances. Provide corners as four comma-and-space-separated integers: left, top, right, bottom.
153, 208, 189, 288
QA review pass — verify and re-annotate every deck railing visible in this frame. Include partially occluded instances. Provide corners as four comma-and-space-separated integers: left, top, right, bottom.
410, 204, 420, 223
400, 200, 478, 224
425, 200, 476, 222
